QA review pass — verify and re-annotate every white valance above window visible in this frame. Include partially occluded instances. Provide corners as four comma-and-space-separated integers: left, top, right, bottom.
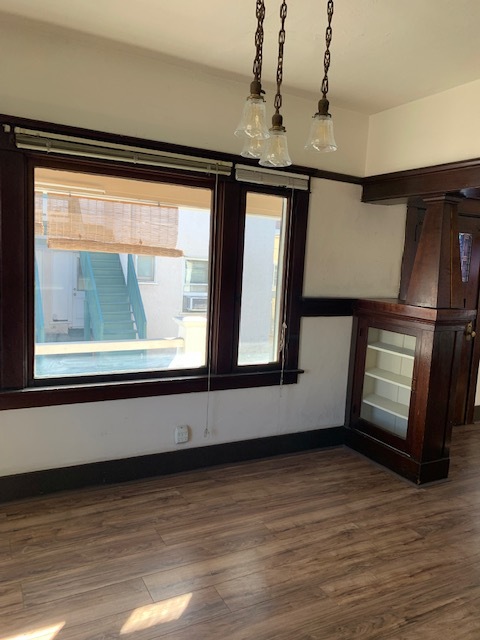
235, 164, 310, 191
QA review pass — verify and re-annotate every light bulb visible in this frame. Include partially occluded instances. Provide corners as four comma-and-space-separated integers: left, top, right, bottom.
259, 129, 292, 168
305, 114, 337, 152
234, 97, 270, 139
240, 136, 265, 158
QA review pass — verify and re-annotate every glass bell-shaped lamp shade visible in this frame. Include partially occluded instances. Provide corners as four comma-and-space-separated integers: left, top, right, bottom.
305, 114, 337, 152
234, 96, 270, 139
240, 136, 265, 159
259, 129, 292, 167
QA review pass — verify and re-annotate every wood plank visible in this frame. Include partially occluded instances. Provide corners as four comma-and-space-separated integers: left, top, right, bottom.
0, 578, 152, 637
56, 587, 229, 640
1, 426, 480, 638
362, 393, 409, 418
0, 582, 23, 613
365, 366, 412, 389
368, 341, 415, 358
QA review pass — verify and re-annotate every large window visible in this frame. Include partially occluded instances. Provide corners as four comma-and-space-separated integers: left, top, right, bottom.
34, 168, 212, 377
0, 122, 309, 408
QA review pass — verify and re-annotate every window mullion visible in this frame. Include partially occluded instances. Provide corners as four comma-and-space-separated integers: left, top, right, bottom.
283, 189, 309, 371
210, 180, 245, 375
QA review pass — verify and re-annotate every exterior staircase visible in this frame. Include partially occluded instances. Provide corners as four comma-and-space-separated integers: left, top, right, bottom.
81, 252, 146, 341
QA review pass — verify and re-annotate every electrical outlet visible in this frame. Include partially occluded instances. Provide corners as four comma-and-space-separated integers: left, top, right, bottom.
175, 424, 189, 444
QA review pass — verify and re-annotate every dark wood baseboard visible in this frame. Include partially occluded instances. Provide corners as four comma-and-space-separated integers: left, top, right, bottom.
474, 405, 480, 422
0, 426, 344, 503
344, 427, 450, 484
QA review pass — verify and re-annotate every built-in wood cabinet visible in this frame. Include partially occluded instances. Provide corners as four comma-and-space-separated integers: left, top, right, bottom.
360, 327, 416, 440
346, 299, 476, 483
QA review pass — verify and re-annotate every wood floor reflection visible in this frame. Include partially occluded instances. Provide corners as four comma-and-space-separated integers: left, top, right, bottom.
1, 424, 480, 639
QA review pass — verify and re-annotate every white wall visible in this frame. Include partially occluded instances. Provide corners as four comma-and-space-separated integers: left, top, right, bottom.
304, 180, 406, 297
366, 78, 480, 175
0, 13, 368, 177
0, 16, 408, 476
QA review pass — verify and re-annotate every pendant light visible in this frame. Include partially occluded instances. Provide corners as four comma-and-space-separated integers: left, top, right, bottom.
305, 0, 338, 153
260, 0, 292, 168
234, 0, 269, 153
240, 136, 266, 159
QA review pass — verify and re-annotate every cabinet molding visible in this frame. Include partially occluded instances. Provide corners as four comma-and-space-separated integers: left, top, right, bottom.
362, 157, 480, 204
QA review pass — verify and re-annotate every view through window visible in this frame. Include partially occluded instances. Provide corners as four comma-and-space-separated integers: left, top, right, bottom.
34, 169, 212, 377
238, 192, 287, 365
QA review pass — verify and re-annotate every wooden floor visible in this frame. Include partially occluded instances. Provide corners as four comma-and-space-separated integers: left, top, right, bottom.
2, 426, 480, 639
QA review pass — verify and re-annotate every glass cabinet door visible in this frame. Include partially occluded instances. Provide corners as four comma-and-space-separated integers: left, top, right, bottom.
360, 327, 416, 439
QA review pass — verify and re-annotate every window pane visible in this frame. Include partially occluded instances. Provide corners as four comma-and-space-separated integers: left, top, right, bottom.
136, 255, 155, 282
34, 168, 212, 378
238, 193, 287, 365
183, 259, 208, 312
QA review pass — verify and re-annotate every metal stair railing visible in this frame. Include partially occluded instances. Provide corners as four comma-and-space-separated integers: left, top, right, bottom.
80, 252, 105, 340
127, 255, 147, 339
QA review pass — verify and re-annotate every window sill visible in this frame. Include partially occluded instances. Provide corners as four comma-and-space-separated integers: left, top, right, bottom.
0, 369, 302, 410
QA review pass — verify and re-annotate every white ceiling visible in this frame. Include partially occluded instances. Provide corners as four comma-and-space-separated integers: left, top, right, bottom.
0, 0, 479, 114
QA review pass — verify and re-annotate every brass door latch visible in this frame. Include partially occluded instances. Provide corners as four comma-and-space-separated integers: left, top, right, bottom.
465, 321, 476, 341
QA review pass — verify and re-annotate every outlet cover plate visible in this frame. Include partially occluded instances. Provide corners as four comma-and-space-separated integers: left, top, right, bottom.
175, 425, 189, 444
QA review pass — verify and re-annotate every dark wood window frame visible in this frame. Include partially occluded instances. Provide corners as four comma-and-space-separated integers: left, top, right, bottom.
0, 123, 309, 410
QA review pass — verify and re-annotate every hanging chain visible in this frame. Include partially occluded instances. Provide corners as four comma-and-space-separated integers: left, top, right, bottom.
321, 0, 334, 99
252, 0, 266, 83
274, 0, 288, 114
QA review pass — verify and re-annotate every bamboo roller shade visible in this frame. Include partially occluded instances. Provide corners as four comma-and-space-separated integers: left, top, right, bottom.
35, 192, 182, 257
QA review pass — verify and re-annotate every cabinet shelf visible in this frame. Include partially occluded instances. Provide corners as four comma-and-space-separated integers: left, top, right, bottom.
362, 393, 409, 420
368, 341, 415, 359
364, 367, 412, 390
